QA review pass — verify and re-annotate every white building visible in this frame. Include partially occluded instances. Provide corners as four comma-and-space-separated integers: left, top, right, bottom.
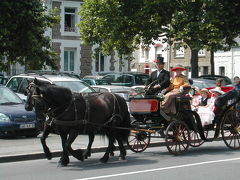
214, 38, 240, 79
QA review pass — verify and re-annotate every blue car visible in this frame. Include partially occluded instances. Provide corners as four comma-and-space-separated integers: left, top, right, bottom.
0, 85, 40, 137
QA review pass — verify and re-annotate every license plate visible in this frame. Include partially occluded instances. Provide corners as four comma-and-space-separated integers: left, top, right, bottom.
20, 124, 35, 129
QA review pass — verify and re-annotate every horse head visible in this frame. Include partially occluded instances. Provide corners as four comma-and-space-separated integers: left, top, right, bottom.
25, 78, 50, 112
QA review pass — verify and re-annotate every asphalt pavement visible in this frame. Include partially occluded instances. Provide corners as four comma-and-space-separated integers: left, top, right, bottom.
0, 133, 164, 163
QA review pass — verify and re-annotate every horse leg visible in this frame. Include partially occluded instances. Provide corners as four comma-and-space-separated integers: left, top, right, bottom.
115, 136, 126, 160
65, 129, 84, 161
109, 138, 116, 157
83, 132, 95, 159
58, 132, 69, 166
100, 135, 115, 163
40, 122, 52, 160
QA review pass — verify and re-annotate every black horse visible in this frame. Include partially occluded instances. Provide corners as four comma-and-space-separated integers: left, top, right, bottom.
25, 78, 131, 166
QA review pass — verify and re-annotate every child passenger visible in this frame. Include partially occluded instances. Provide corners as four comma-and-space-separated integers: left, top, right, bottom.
192, 88, 210, 111
197, 87, 224, 126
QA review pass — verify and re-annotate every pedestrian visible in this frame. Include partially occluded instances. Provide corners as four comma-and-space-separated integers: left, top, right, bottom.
144, 57, 171, 95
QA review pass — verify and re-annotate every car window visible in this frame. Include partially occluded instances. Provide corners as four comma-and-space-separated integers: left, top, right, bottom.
98, 88, 109, 93
95, 80, 110, 85
135, 75, 149, 85
82, 79, 93, 85
122, 75, 132, 83
6, 77, 23, 92
102, 74, 115, 82
18, 78, 33, 94
0, 87, 22, 104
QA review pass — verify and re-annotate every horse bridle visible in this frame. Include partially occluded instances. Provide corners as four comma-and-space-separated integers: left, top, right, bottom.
26, 82, 49, 113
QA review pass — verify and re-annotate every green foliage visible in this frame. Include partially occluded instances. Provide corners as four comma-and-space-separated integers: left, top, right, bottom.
79, 0, 240, 77
0, 0, 60, 71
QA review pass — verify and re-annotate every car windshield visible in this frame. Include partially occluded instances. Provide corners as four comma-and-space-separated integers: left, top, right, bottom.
54, 81, 95, 93
192, 81, 216, 89
0, 87, 22, 105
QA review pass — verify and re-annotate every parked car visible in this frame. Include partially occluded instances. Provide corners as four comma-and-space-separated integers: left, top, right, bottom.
190, 78, 216, 89
82, 78, 111, 86
0, 85, 40, 137
101, 72, 149, 87
91, 85, 137, 101
199, 75, 232, 86
6, 72, 95, 100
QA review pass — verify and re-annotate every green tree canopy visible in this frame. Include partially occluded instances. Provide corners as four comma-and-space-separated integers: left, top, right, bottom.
0, 0, 60, 71
79, 0, 240, 77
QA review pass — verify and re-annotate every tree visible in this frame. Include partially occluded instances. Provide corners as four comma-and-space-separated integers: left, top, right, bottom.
0, 0, 60, 71
79, 0, 174, 57
79, 0, 240, 77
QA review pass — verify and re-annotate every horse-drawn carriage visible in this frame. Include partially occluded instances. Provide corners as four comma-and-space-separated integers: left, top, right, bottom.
25, 78, 240, 167
127, 87, 240, 155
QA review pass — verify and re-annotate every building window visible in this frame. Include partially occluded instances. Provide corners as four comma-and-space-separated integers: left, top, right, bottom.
95, 52, 105, 72
174, 43, 184, 58
219, 66, 225, 76
64, 49, 75, 71
198, 49, 205, 57
64, 8, 76, 32
203, 66, 209, 75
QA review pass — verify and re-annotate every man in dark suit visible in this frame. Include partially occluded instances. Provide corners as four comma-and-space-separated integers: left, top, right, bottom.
145, 57, 170, 95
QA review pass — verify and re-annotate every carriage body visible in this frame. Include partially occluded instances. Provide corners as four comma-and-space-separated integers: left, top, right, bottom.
128, 90, 240, 155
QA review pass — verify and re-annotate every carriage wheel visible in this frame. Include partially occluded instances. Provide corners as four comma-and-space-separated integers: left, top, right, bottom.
127, 130, 151, 153
165, 120, 190, 155
189, 130, 208, 147
221, 109, 240, 150
127, 120, 151, 153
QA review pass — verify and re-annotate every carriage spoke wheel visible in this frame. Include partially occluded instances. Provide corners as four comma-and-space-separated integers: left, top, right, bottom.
165, 121, 190, 155
221, 109, 240, 150
189, 130, 208, 147
127, 130, 151, 153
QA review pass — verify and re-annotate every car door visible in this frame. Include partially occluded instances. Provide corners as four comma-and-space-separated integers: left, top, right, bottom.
6, 77, 24, 92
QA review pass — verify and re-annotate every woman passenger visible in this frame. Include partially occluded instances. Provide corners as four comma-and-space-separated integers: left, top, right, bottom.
161, 65, 190, 114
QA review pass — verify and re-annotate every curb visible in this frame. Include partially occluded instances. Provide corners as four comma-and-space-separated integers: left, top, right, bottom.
0, 137, 223, 163
0, 142, 163, 163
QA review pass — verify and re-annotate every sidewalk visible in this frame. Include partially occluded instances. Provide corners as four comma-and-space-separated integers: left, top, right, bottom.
0, 134, 163, 163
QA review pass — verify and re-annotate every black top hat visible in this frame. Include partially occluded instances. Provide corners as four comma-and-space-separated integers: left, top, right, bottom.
153, 57, 165, 64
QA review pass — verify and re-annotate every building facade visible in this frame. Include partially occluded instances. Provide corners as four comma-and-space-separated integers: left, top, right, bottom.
214, 38, 240, 79
45, 0, 129, 78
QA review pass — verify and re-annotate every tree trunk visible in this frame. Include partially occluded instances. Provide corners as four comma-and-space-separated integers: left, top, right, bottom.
210, 50, 215, 75
191, 49, 199, 78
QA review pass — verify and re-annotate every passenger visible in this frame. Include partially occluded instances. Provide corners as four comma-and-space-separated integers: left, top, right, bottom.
197, 87, 224, 126
216, 78, 224, 88
161, 65, 189, 114
233, 76, 240, 90
144, 57, 171, 95
192, 88, 210, 111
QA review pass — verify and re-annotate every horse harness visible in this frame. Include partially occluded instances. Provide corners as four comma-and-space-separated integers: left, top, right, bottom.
47, 93, 123, 130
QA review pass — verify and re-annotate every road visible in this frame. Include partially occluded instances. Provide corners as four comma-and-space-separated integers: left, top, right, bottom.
1, 141, 240, 180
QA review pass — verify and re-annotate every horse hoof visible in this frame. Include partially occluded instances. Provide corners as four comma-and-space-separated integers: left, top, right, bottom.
74, 149, 84, 162
118, 156, 126, 161
58, 158, 69, 166
100, 157, 109, 163
45, 153, 52, 160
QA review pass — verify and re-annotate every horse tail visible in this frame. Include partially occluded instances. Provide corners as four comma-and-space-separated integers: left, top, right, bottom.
114, 95, 131, 143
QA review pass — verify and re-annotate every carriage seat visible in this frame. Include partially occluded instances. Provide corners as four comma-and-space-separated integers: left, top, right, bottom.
175, 94, 192, 112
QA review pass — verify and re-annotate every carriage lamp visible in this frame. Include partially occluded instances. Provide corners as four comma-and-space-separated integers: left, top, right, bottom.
0, 113, 10, 122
